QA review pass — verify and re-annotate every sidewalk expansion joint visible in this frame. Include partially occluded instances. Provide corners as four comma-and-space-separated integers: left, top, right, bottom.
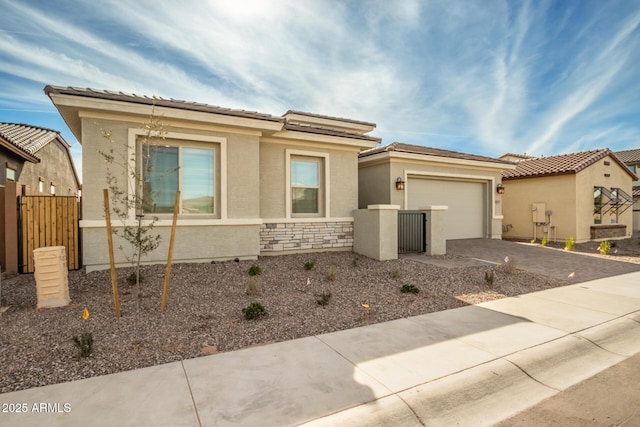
181, 361, 202, 427
504, 358, 561, 392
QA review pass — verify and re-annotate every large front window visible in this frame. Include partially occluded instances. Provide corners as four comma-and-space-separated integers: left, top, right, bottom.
291, 158, 321, 214
143, 145, 215, 214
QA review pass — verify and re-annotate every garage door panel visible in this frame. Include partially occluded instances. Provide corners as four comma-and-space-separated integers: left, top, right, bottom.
408, 178, 485, 239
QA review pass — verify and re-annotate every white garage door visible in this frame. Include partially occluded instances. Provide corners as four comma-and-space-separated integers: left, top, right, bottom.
407, 178, 486, 239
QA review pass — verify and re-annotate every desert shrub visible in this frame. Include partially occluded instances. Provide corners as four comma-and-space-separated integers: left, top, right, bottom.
541, 235, 548, 246
326, 267, 336, 281
484, 271, 494, 286
599, 240, 611, 255
242, 302, 267, 320
127, 273, 144, 285
400, 284, 420, 294
304, 261, 315, 271
248, 265, 261, 276
316, 291, 332, 306
72, 333, 94, 358
246, 276, 260, 296
503, 257, 516, 274
565, 237, 575, 251
390, 267, 401, 279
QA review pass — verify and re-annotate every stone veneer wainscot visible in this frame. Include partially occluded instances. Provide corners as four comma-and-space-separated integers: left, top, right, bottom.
260, 221, 353, 252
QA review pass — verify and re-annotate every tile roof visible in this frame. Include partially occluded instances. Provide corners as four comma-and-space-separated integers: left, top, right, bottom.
359, 142, 513, 164
283, 110, 376, 127
283, 122, 381, 142
613, 148, 640, 164
502, 149, 635, 180
0, 122, 63, 160
44, 86, 283, 123
500, 153, 536, 160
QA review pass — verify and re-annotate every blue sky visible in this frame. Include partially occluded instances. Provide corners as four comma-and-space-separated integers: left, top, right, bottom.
1, 0, 640, 180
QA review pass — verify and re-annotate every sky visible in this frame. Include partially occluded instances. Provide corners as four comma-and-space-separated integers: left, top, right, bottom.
1, 0, 640, 181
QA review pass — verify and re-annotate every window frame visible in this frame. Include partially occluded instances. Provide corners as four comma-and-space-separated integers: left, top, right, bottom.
128, 129, 226, 220
285, 149, 330, 219
6, 166, 16, 182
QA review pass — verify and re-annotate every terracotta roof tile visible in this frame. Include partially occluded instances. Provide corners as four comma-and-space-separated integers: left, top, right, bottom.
613, 148, 640, 164
0, 122, 63, 160
359, 142, 513, 164
502, 149, 635, 180
44, 86, 283, 123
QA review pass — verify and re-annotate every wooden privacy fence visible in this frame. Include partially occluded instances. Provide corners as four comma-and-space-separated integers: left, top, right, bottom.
18, 195, 80, 273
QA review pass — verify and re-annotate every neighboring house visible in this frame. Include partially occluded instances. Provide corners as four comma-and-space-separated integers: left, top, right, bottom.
45, 86, 380, 272
358, 142, 516, 240
500, 149, 636, 243
0, 122, 80, 196
613, 148, 640, 232
0, 122, 81, 272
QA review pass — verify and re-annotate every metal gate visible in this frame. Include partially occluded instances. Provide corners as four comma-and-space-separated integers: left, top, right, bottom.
18, 195, 80, 273
398, 211, 426, 253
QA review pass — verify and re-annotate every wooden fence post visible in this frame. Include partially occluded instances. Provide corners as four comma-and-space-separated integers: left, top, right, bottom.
103, 189, 121, 317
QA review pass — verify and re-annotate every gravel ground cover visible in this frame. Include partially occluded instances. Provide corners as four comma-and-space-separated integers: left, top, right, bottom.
540, 234, 640, 264
1, 251, 572, 393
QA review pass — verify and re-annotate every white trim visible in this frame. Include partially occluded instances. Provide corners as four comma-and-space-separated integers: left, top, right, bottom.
358, 150, 516, 170
367, 204, 400, 210
80, 218, 261, 228
127, 129, 228, 220
262, 217, 353, 224
404, 170, 501, 220
285, 149, 330, 219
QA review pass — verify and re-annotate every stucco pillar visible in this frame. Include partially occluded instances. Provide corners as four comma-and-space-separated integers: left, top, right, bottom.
353, 204, 399, 260
420, 205, 448, 256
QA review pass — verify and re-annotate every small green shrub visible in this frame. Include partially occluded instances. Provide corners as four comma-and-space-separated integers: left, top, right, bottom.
599, 240, 611, 255
246, 276, 260, 296
484, 271, 494, 287
248, 265, 261, 276
72, 332, 94, 358
352, 256, 359, 267
565, 237, 575, 251
127, 273, 144, 285
316, 291, 332, 306
400, 284, 420, 294
390, 267, 401, 279
242, 302, 267, 320
326, 266, 336, 281
304, 261, 315, 271
541, 235, 548, 247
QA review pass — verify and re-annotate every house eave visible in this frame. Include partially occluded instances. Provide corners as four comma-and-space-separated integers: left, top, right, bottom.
0, 138, 40, 163
358, 150, 517, 171
266, 129, 380, 149
47, 93, 284, 143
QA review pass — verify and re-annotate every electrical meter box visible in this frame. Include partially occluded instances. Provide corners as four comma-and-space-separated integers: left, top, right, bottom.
532, 202, 547, 223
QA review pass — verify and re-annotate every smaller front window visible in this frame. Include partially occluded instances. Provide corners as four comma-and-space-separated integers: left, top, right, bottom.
291, 158, 320, 214
50, 183, 56, 195
6, 167, 16, 181
38, 180, 44, 193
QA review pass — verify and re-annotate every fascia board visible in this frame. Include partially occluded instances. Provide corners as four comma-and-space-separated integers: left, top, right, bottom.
49, 94, 283, 132
266, 130, 379, 149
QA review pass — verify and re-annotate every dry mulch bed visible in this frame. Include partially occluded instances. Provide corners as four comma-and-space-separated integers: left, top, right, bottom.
1, 251, 569, 394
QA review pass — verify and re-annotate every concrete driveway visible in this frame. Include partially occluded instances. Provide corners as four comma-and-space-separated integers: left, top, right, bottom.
446, 238, 640, 282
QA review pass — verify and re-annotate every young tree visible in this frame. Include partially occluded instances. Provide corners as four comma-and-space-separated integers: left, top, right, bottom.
99, 110, 168, 303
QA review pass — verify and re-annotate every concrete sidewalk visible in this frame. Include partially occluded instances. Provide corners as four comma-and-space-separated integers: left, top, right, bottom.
1, 272, 639, 427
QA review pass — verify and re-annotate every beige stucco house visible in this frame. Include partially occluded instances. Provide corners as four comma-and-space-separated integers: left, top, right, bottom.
613, 148, 640, 232
500, 149, 636, 243
45, 86, 380, 272
358, 143, 516, 240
